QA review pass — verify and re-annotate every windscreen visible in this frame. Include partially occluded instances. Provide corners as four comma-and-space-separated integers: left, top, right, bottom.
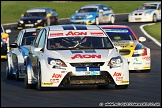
47, 36, 113, 50
21, 31, 36, 45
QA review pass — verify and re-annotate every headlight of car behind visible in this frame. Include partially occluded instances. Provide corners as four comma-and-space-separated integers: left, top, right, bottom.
48, 57, 67, 68
86, 15, 93, 19
19, 20, 24, 24
108, 56, 123, 68
37, 19, 42, 23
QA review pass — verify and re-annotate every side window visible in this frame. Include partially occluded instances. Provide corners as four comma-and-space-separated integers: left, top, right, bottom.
103, 6, 109, 11
16, 31, 23, 45
37, 29, 46, 48
34, 29, 44, 47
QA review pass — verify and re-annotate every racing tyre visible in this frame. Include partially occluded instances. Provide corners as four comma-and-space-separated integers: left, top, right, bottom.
152, 14, 157, 23
24, 73, 31, 89
37, 65, 44, 91
6, 67, 12, 80
115, 85, 128, 89
15, 63, 20, 81
95, 17, 99, 25
110, 16, 115, 24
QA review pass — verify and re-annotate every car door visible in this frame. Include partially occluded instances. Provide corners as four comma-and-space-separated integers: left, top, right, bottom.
102, 5, 112, 23
29, 29, 45, 77
11, 30, 24, 73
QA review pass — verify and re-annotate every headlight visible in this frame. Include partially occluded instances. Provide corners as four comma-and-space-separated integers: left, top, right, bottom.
129, 13, 133, 16
19, 20, 24, 24
134, 49, 144, 54
48, 57, 67, 68
86, 15, 93, 19
37, 19, 42, 23
133, 48, 147, 56
108, 56, 123, 68
71, 15, 75, 19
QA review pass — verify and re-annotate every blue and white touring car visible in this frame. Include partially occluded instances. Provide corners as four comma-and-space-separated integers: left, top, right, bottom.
24, 24, 129, 90
6, 28, 38, 80
70, 4, 115, 25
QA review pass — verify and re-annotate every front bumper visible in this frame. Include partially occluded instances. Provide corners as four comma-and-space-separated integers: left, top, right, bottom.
17, 22, 46, 29
70, 19, 95, 25
128, 15, 153, 22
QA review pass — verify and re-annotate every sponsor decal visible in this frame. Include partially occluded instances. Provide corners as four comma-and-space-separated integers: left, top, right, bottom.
133, 62, 142, 64
42, 82, 53, 85
120, 80, 129, 83
90, 32, 104, 35
50, 79, 59, 83
66, 31, 87, 36
52, 73, 62, 78
142, 56, 150, 60
116, 77, 123, 81
113, 72, 121, 76
50, 33, 63, 37
71, 54, 101, 59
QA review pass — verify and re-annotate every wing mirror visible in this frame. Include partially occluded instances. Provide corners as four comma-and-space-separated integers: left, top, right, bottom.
46, 14, 52, 18
10, 43, 18, 48
21, 14, 24, 17
139, 37, 146, 42
5, 29, 11, 34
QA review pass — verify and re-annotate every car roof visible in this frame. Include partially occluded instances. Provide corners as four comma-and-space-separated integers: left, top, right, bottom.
47, 24, 102, 31
28, 7, 50, 10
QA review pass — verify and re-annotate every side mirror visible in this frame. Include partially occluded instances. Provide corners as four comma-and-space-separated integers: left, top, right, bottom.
21, 14, 24, 17
5, 29, 11, 34
34, 48, 43, 52
139, 37, 146, 42
46, 14, 52, 18
10, 43, 18, 48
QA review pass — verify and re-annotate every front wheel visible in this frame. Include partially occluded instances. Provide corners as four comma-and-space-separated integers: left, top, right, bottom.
110, 16, 115, 24
37, 65, 44, 91
6, 67, 12, 80
152, 14, 157, 23
95, 17, 99, 25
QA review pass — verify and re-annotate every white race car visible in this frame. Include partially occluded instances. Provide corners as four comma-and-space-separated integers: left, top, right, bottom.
6, 28, 38, 80
128, 2, 161, 22
24, 24, 129, 90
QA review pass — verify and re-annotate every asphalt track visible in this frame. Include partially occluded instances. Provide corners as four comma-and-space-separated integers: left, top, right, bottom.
1, 14, 161, 107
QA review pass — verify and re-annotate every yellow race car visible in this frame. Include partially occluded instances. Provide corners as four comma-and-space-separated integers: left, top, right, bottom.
1, 24, 11, 59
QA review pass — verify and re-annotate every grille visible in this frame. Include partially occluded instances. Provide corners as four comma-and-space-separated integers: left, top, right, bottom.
119, 49, 131, 55
76, 16, 84, 20
24, 19, 37, 24
70, 62, 105, 67
134, 13, 142, 16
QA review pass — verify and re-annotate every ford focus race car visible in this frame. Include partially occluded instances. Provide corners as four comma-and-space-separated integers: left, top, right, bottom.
70, 4, 115, 25
128, 2, 161, 22
17, 8, 59, 30
24, 24, 129, 91
6, 28, 38, 80
100, 25, 151, 72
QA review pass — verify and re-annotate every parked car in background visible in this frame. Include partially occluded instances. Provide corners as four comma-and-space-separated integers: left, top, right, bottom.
128, 2, 161, 22
70, 4, 115, 25
100, 25, 151, 72
17, 7, 59, 30
24, 24, 129, 91
6, 28, 39, 80
1, 24, 11, 54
